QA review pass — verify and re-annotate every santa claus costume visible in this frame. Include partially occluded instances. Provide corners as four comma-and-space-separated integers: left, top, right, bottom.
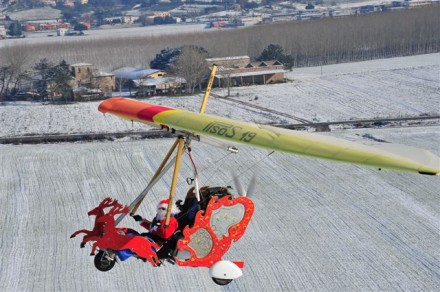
141, 199, 179, 242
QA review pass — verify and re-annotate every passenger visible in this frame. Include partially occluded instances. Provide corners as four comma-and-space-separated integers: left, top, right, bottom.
175, 186, 207, 228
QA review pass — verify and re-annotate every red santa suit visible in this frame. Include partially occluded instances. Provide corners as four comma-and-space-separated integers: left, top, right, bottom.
141, 199, 179, 241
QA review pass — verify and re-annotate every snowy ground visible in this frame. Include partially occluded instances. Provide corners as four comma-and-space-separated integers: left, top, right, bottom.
0, 54, 439, 291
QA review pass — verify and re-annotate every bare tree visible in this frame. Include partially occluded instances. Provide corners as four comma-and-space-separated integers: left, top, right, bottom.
216, 60, 237, 97
0, 66, 13, 100
171, 46, 210, 94
116, 77, 128, 95
0, 45, 31, 99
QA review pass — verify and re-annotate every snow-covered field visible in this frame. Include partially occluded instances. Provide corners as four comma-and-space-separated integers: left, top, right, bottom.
0, 54, 439, 291
0, 53, 439, 138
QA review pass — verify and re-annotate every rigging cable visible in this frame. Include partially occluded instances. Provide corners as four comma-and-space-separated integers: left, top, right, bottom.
226, 150, 275, 189
186, 148, 198, 178
185, 147, 201, 201
193, 151, 234, 183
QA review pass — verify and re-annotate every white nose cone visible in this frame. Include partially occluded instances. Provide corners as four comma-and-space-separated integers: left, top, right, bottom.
209, 260, 243, 280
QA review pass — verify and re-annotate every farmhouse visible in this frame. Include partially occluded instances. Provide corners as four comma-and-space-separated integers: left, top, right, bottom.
206, 56, 286, 86
112, 67, 185, 96
70, 63, 115, 99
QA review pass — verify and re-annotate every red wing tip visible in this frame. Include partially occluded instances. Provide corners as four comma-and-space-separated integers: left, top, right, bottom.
98, 97, 125, 113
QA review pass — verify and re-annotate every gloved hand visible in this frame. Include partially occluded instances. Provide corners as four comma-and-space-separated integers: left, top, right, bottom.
131, 214, 143, 222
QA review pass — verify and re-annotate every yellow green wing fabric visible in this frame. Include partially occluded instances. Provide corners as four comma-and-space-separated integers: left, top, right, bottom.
99, 97, 440, 175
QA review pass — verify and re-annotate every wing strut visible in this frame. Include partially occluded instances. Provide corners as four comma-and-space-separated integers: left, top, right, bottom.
199, 64, 217, 114
115, 149, 177, 225
117, 65, 218, 226
165, 136, 185, 226
130, 138, 179, 215
162, 63, 218, 226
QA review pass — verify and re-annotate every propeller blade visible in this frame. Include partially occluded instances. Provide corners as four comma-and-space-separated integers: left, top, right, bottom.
246, 174, 257, 197
232, 172, 245, 196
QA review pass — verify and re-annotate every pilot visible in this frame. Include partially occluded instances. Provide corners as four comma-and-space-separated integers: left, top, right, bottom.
132, 199, 179, 249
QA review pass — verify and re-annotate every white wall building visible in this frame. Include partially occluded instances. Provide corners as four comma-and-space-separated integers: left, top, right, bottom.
0, 25, 6, 39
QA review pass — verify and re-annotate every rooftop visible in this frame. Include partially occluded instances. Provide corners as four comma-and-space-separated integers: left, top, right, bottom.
112, 67, 163, 80
71, 63, 94, 67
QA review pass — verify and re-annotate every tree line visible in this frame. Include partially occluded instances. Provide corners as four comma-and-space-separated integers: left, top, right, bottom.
0, 6, 439, 97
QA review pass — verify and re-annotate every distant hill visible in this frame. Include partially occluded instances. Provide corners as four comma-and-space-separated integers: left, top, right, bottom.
7, 7, 61, 21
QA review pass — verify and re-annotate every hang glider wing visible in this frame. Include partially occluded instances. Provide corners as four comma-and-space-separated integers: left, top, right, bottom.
98, 97, 440, 175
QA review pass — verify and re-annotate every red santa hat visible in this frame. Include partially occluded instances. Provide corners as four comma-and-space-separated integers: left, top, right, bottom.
157, 198, 179, 214
158, 199, 169, 207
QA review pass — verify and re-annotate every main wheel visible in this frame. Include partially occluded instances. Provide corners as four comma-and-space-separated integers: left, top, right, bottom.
212, 278, 233, 286
94, 250, 116, 272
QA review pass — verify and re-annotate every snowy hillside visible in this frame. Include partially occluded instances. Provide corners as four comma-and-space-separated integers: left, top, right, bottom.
0, 54, 439, 291
0, 23, 206, 49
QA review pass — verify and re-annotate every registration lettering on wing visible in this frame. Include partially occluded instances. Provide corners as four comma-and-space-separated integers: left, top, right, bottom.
202, 122, 257, 143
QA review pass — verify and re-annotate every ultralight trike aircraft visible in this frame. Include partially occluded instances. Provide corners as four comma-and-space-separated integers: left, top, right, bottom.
71, 66, 440, 285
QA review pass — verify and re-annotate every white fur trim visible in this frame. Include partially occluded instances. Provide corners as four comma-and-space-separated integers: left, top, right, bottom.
157, 202, 180, 215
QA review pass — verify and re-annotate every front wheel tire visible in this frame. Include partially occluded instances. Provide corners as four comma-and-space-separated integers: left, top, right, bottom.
212, 278, 233, 285
94, 250, 116, 272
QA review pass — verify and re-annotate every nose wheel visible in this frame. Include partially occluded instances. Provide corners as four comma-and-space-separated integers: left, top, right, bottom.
94, 250, 116, 272
212, 278, 233, 285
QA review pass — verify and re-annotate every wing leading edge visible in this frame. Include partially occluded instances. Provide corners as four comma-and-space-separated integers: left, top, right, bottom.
98, 97, 440, 175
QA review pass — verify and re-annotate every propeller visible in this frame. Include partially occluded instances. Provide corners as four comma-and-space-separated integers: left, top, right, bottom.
232, 172, 257, 197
